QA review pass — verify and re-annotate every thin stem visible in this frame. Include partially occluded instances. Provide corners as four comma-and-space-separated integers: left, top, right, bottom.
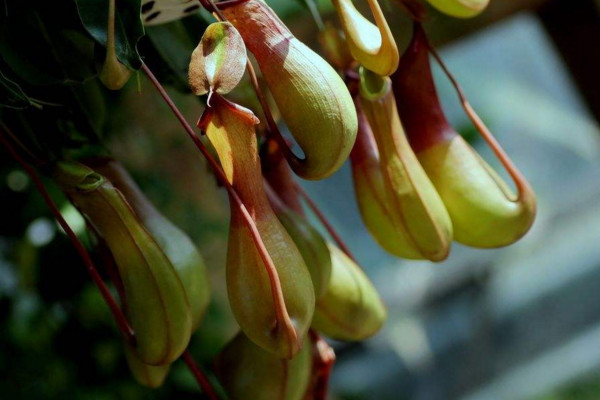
0, 126, 135, 344
182, 350, 221, 400
0, 123, 42, 165
244, 61, 300, 165
141, 63, 298, 357
307, 330, 336, 400
394, 0, 428, 21
204, 0, 227, 20
304, 0, 325, 31
94, 233, 128, 311
106, 0, 117, 60
294, 183, 357, 262
142, 65, 225, 193
425, 31, 535, 202
261, 139, 306, 216
136, 71, 142, 95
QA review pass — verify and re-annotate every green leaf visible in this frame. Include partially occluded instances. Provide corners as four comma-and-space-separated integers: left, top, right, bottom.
75, 0, 145, 69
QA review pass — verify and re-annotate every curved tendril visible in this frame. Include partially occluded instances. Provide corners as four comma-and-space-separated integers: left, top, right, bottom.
332, 0, 399, 76
420, 24, 535, 207
227, 189, 298, 358
210, 95, 299, 356
200, 103, 298, 357
193, 5, 305, 351
142, 64, 298, 358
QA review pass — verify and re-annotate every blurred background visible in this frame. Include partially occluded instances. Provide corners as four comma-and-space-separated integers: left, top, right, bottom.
1, 0, 600, 399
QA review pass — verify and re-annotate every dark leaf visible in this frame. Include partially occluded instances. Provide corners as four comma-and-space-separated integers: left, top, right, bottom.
142, 14, 208, 92
75, 0, 145, 69
0, 4, 97, 86
0, 76, 108, 161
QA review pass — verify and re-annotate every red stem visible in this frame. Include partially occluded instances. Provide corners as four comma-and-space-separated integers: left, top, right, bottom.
183, 350, 221, 400
294, 183, 356, 262
307, 330, 336, 400
394, 0, 428, 21
0, 125, 135, 345
202, 0, 227, 19
1, 125, 42, 166
93, 233, 128, 313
